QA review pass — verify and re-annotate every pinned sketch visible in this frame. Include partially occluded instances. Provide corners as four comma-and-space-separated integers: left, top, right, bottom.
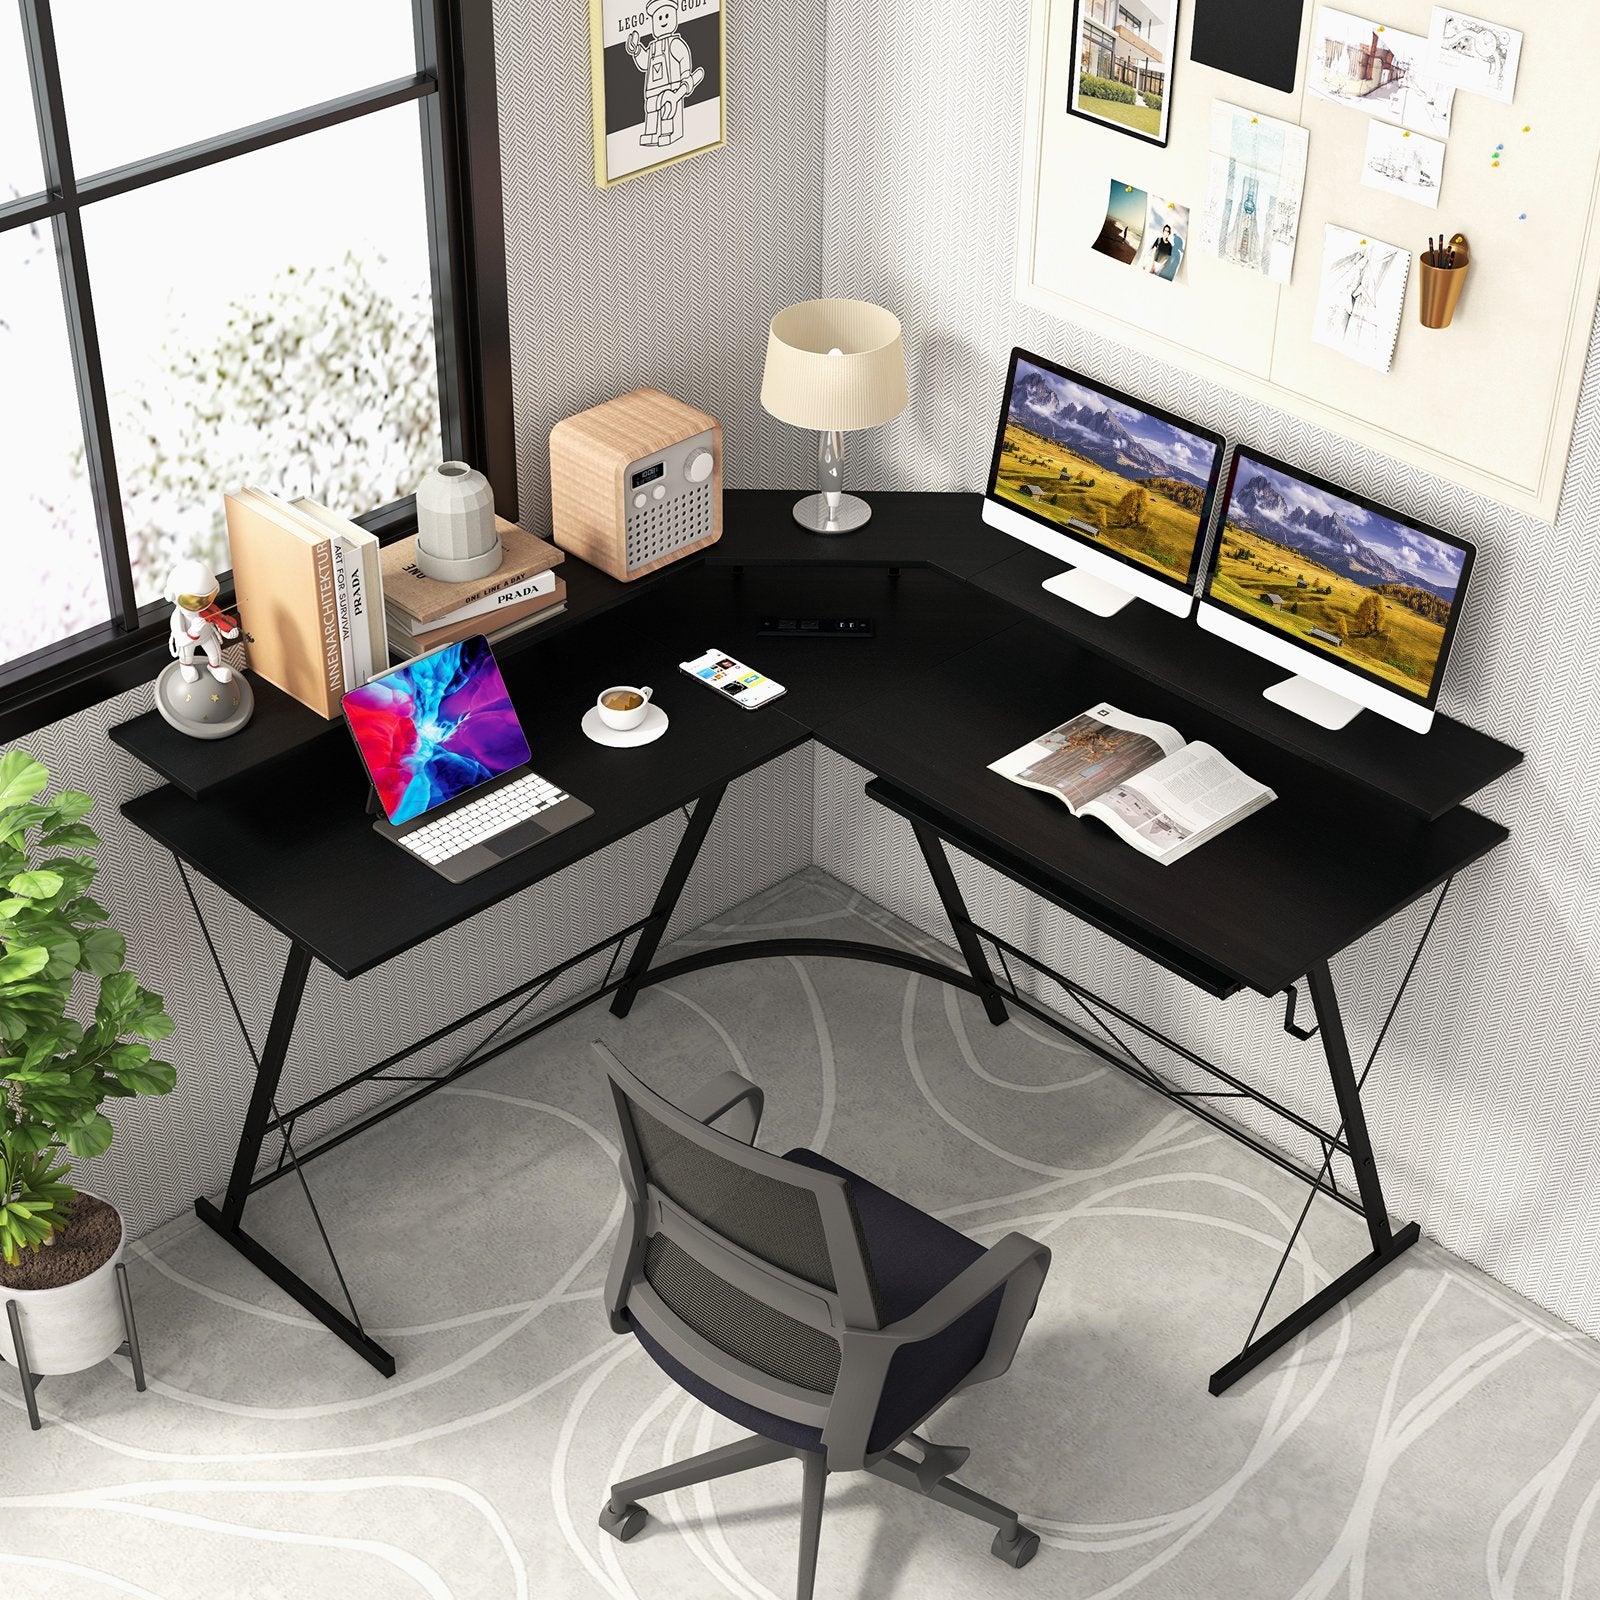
1198, 101, 1310, 283
1362, 123, 1445, 207
1426, 9, 1522, 103
1308, 10, 1454, 138
1313, 226, 1410, 372
1137, 195, 1190, 281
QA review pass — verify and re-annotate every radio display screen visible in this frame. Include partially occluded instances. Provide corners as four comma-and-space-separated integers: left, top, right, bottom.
631, 462, 665, 488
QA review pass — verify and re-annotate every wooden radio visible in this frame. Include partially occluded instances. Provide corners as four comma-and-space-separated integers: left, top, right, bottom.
549, 388, 722, 582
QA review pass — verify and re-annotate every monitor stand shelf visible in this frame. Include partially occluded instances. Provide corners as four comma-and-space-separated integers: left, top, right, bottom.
970, 543, 1521, 821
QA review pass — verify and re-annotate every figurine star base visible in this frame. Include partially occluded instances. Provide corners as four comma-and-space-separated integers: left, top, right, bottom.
154, 558, 254, 739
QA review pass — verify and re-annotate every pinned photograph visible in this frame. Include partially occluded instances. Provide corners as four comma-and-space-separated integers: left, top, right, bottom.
1068, 0, 1178, 147
1137, 195, 1189, 280
1308, 10, 1455, 138
1312, 225, 1411, 372
1198, 101, 1310, 284
1426, 8, 1522, 103
1362, 122, 1445, 208
1092, 180, 1149, 265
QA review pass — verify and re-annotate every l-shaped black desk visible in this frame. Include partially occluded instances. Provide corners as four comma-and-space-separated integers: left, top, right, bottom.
113, 492, 1521, 1394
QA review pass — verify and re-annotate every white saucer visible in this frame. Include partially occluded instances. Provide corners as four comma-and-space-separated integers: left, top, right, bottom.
582, 704, 669, 747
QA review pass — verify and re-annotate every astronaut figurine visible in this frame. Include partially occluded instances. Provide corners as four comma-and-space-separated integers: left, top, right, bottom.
152, 557, 254, 739
627, 1, 705, 149
166, 558, 239, 683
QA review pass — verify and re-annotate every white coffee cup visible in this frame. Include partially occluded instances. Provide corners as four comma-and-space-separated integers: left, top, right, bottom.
597, 684, 653, 731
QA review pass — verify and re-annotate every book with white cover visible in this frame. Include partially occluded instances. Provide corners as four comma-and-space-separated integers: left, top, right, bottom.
293, 498, 385, 687
989, 703, 1275, 864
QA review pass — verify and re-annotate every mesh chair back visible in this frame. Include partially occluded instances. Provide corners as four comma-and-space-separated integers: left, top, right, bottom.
600, 1049, 883, 1421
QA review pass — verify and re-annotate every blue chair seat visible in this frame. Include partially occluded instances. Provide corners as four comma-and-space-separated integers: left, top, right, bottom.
629, 1148, 1003, 1456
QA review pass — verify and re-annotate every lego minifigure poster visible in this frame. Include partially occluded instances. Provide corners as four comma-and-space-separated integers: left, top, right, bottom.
591, 0, 725, 187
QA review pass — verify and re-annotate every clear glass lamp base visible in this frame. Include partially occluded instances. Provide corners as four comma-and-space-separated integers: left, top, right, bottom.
792, 492, 872, 534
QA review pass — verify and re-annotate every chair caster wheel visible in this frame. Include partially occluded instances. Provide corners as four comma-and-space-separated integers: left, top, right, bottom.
991, 1525, 1040, 1568
599, 1501, 649, 1542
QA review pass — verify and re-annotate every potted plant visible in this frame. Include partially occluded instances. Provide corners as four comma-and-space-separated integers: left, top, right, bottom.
0, 749, 175, 1378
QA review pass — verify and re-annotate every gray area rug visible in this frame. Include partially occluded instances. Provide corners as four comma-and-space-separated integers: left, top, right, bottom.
3, 868, 1598, 1599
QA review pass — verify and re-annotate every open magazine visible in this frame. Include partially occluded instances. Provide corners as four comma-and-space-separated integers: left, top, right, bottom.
988, 703, 1275, 865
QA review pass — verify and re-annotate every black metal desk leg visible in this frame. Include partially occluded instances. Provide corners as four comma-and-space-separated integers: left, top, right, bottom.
1306, 961, 1394, 1252
191, 940, 398, 1376
610, 784, 728, 1018
1208, 958, 1419, 1394
217, 942, 312, 1229
909, 821, 1008, 1026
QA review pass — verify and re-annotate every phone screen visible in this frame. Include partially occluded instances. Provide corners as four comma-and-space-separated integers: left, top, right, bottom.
680, 649, 787, 709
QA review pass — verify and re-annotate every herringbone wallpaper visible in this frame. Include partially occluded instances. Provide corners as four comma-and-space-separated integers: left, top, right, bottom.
492, 0, 825, 529
814, 3, 1600, 1338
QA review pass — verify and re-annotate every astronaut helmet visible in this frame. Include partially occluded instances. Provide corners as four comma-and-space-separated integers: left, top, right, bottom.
647, 0, 679, 31
165, 557, 221, 613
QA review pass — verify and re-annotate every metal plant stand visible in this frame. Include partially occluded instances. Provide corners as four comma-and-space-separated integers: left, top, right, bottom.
6, 1261, 147, 1431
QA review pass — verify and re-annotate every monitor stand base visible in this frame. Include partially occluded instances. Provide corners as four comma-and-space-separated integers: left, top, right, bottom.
1264, 674, 1363, 730
1040, 567, 1134, 617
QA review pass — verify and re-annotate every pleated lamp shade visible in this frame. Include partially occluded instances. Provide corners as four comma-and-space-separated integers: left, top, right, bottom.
760, 300, 909, 431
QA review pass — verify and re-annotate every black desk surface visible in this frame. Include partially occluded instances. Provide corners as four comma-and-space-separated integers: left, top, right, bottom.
119, 494, 1517, 993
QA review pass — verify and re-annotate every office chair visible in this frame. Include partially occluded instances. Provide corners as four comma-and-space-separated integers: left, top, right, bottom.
592, 1040, 1053, 1599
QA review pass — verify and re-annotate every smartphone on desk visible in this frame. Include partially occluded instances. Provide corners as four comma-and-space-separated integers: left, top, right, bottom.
679, 648, 787, 710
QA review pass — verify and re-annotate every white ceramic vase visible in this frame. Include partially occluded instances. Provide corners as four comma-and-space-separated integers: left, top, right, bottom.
0, 1194, 126, 1376
415, 461, 502, 582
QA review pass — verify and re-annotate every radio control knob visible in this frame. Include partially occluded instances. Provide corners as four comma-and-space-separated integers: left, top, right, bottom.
685, 448, 714, 484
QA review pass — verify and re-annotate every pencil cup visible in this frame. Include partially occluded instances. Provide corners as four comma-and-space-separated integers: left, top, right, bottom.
1418, 235, 1469, 329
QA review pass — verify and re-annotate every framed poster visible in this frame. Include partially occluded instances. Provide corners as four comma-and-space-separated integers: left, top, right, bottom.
1067, 0, 1179, 147
590, 0, 726, 187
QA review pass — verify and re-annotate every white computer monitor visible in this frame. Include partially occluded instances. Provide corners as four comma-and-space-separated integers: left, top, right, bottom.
1198, 447, 1476, 734
982, 348, 1226, 620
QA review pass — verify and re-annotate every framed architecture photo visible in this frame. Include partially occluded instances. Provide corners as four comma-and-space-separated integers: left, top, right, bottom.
1068, 0, 1178, 147
590, 0, 726, 187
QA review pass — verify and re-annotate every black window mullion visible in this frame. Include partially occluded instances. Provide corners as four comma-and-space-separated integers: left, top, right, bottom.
20, 0, 138, 630
414, 0, 468, 467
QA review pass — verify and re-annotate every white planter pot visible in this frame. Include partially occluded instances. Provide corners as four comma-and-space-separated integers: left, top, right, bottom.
0, 1195, 126, 1376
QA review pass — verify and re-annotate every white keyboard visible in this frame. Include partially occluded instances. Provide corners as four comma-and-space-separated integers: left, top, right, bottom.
400, 772, 570, 865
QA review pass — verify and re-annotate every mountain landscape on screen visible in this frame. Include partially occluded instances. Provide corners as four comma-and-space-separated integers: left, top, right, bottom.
1226, 466, 1459, 599
1009, 366, 1214, 491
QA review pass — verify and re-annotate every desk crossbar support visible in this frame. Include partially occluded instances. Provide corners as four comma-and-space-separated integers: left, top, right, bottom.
611, 783, 727, 1018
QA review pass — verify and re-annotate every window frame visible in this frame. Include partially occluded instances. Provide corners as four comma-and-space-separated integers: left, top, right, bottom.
0, 0, 513, 742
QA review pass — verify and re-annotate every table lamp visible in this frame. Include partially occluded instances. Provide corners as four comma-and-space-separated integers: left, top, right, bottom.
760, 299, 908, 534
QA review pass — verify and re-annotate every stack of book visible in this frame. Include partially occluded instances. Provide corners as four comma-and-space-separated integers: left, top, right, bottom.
381, 518, 566, 660
225, 488, 388, 719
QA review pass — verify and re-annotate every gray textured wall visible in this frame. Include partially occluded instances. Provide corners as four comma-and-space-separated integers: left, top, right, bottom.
814, 2, 1600, 1337
493, 0, 826, 527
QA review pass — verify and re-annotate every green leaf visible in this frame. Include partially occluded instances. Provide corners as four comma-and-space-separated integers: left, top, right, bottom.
38, 824, 99, 852
60, 1111, 114, 1159
0, 946, 50, 984
0, 752, 50, 808
40, 936, 81, 981
51, 791, 94, 822
96, 969, 138, 1013
7, 871, 63, 901
64, 896, 110, 924
78, 927, 126, 977
0, 804, 58, 841
135, 1009, 175, 1041
115, 1060, 176, 1096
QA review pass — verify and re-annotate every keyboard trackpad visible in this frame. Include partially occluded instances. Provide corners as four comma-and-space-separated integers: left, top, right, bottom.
486, 817, 550, 857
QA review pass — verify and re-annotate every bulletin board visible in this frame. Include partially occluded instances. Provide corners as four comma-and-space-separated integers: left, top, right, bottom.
1016, 0, 1600, 523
